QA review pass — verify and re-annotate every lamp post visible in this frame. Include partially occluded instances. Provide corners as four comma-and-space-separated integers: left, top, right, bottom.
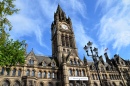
84, 41, 102, 86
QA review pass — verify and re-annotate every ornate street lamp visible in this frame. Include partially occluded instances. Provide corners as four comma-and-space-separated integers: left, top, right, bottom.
84, 41, 102, 86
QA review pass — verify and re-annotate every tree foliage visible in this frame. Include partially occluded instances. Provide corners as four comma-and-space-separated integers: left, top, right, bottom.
0, 0, 25, 67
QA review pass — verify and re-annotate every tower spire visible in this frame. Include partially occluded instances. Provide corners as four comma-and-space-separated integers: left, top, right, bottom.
56, 4, 62, 13
54, 5, 67, 22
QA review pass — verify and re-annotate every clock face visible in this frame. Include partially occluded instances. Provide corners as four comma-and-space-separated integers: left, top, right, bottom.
61, 24, 68, 30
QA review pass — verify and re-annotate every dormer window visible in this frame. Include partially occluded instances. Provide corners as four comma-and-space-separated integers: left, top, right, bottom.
74, 59, 76, 65
28, 59, 34, 65
101, 67, 104, 71
121, 61, 124, 65
77, 60, 80, 66
42, 62, 46, 66
52, 62, 55, 67
31, 60, 34, 64
91, 65, 95, 70
70, 60, 73, 65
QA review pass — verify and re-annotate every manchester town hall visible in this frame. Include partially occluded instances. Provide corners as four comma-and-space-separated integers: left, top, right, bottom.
0, 5, 130, 86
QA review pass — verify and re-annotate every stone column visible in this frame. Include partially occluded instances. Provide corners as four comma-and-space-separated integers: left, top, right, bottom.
15, 68, 18, 76
63, 34, 66, 46
63, 63, 69, 86
10, 68, 13, 76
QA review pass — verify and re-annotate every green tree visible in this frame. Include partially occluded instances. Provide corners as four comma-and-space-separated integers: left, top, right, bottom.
0, 0, 25, 68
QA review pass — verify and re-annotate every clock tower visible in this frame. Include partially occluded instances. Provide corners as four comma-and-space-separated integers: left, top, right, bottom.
51, 5, 78, 66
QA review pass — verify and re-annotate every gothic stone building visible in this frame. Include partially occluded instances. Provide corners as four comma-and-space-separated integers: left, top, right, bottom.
0, 5, 130, 86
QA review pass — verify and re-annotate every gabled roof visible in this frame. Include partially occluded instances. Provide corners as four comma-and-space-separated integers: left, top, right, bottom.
35, 55, 52, 64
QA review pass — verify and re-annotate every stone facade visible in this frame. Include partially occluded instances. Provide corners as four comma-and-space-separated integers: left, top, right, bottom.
0, 5, 130, 86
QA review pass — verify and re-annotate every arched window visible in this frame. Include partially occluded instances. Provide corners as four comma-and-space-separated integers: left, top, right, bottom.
31, 59, 34, 64
48, 72, 51, 78
39, 82, 44, 86
48, 82, 52, 86
76, 83, 80, 86
81, 70, 85, 76
14, 80, 20, 86
56, 82, 59, 86
3, 80, 10, 86
43, 72, 46, 78
96, 74, 99, 80
26, 69, 30, 76
18, 69, 21, 76
102, 74, 105, 79
1, 67, 5, 75
82, 83, 86, 86
61, 35, 65, 46
119, 82, 123, 86
69, 37, 73, 47
74, 59, 76, 65
112, 82, 116, 86
69, 83, 73, 86
92, 74, 95, 80
28, 59, 34, 64
109, 75, 111, 79
105, 74, 107, 79
75, 69, 79, 76
32, 70, 35, 76
38, 71, 42, 78
93, 83, 98, 86
6, 68, 10, 75
69, 69, 72, 76
29, 59, 31, 64
29, 80, 33, 86
12, 68, 16, 76
77, 61, 80, 66
52, 72, 55, 78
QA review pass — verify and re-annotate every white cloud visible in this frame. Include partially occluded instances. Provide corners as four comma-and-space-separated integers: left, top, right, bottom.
97, 0, 130, 52
8, 0, 49, 48
59, 0, 87, 19
8, 0, 94, 58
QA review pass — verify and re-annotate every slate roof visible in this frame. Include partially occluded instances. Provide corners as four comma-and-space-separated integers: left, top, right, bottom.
35, 55, 52, 64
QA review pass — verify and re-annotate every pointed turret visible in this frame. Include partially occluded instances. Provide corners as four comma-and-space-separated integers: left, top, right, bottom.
99, 55, 105, 65
67, 16, 72, 25
54, 5, 67, 22
104, 53, 113, 65
83, 56, 88, 65
56, 4, 62, 13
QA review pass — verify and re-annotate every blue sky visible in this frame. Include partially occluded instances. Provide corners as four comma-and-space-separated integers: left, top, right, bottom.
8, 0, 130, 61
